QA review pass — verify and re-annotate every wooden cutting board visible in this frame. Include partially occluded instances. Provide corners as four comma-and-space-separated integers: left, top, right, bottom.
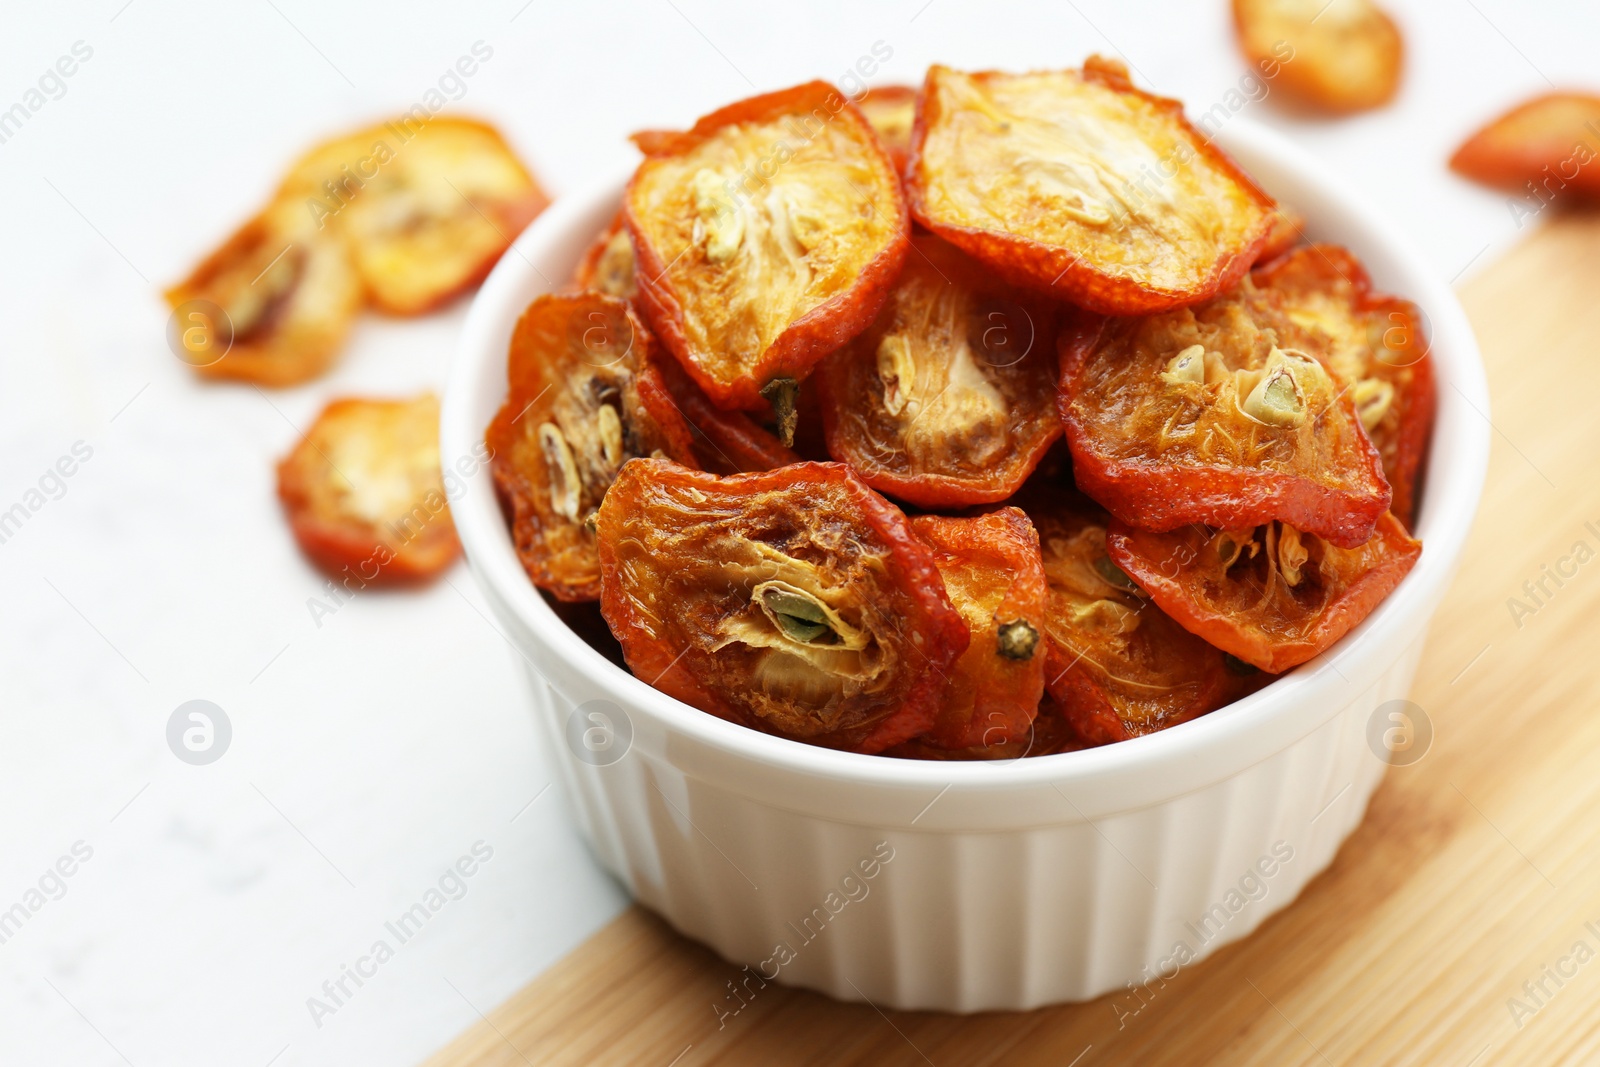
424, 212, 1600, 1067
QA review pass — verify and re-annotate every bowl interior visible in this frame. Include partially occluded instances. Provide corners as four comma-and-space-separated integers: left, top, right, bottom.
441, 117, 1490, 791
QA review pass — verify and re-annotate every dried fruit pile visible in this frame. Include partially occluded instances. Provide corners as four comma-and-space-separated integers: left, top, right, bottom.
488, 62, 1436, 758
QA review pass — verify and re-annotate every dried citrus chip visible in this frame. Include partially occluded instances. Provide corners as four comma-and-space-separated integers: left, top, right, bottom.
486, 293, 699, 601
596, 459, 968, 754
165, 198, 362, 386
1257, 204, 1306, 263
279, 117, 548, 315
857, 84, 918, 174
573, 210, 637, 299
906, 58, 1275, 315
907, 508, 1048, 750
817, 235, 1062, 506
1108, 512, 1421, 673
1233, 0, 1403, 113
276, 394, 460, 582
1059, 271, 1392, 548
1024, 490, 1229, 745
624, 80, 909, 411
1450, 92, 1600, 199
1253, 244, 1435, 527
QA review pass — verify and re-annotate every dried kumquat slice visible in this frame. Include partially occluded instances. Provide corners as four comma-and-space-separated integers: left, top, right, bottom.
1059, 271, 1391, 548
908, 508, 1048, 749
279, 117, 548, 314
906, 58, 1274, 314
1253, 244, 1434, 526
1107, 511, 1421, 673
624, 80, 909, 415
817, 235, 1063, 507
486, 292, 698, 601
276, 394, 460, 582
165, 199, 361, 386
596, 459, 967, 754
1233, 0, 1404, 114
1450, 92, 1600, 200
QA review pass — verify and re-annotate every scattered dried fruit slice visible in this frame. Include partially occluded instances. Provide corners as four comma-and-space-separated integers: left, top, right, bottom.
164, 199, 362, 386
1024, 490, 1230, 745
276, 394, 460, 582
655, 355, 800, 473
1058, 271, 1392, 548
485, 292, 699, 601
574, 210, 638, 299
1107, 512, 1421, 673
1449, 92, 1600, 199
817, 235, 1063, 506
908, 508, 1048, 749
1233, 0, 1404, 114
1254, 244, 1435, 526
1257, 204, 1306, 263
906, 58, 1275, 314
596, 459, 968, 754
624, 80, 910, 412
857, 84, 919, 174
278, 117, 548, 314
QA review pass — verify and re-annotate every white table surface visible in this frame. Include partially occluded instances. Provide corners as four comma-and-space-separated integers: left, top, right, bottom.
1, 1, 1592, 1063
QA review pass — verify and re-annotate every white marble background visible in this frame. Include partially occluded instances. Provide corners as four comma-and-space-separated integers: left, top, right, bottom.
0, 1, 1593, 1063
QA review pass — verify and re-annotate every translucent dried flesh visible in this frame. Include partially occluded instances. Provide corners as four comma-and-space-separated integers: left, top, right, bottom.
1450, 92, 1600, 199
1233, 0, 1403, 113
907, 60, 1274, 314
908, 509, 1047, 749
278, 117, 548, 314
625, 80, 909, 409
1059, 270, 1392, 548
276, 394, 460, 581
596, 460, 968, 754
817, 236, 1063, 506
164, 198, 362, 386
1023, 490, 1229, 745
1253, 244, 1435, 527
485, 293, 699, 602
1108, 512, 1421, 673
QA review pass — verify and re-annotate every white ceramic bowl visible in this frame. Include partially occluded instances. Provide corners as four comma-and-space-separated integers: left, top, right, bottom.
442, 119, 1490, 1012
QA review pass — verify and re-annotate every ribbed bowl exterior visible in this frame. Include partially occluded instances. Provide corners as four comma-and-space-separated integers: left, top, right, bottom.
524, 641, 1412, 1011
444, 120, 1489, 1014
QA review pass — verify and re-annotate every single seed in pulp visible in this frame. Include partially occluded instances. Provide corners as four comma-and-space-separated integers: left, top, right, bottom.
760, 376, 800, 447
756, 584, 837, 645
539, 422, 582, 520
596, 403, 624, 468
996, 619, 1039, 660
1161, 344, 1206, 386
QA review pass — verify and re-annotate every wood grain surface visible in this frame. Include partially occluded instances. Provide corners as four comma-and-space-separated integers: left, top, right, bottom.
423, 212, 1600, 1067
